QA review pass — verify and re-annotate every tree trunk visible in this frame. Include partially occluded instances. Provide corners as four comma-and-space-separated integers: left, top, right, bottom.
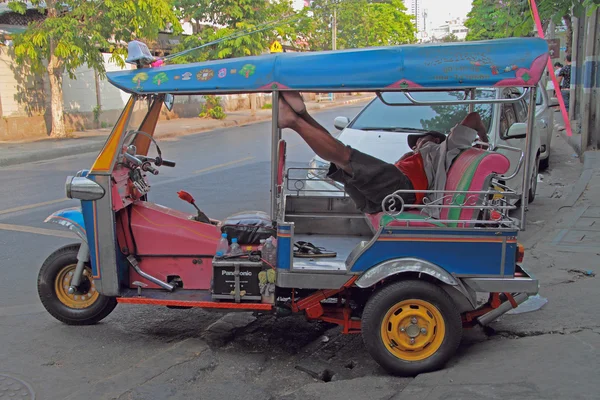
47, 49, 67, 138
563, 14, 573, 55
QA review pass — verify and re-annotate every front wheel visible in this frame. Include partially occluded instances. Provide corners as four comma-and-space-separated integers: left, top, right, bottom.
361, 280, 462, 376
38, 243, 117, 325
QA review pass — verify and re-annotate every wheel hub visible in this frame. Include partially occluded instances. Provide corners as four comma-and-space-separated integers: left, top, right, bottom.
380, 299, 446, 361
54, 264, 99, 309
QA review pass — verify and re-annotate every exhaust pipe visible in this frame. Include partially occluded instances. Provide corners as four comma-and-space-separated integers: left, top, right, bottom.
477, 293, 529, 326
127, 256, 175, 291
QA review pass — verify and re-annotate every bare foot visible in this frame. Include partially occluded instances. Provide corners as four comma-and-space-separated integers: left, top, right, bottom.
280, 92, 306, 114
278, 97, 300, 129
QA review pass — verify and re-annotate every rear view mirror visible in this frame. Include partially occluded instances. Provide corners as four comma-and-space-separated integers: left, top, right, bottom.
505, 122, 527, 139
334, 116, 350, 130
164, 94, 174, 111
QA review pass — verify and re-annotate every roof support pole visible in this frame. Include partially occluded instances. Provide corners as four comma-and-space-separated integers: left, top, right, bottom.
270, 91, 281, 220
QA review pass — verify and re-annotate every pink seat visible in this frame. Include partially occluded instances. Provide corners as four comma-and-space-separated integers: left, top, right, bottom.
367, 148, 510, 229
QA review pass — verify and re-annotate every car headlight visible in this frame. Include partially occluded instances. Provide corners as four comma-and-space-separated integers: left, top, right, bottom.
308, 158, 330, 180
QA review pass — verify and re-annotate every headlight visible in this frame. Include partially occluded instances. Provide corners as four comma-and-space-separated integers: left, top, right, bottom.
307, 158, 330, 180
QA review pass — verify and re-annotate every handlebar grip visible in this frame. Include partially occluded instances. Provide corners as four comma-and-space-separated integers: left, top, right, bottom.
161, 159, 176, 168
141, 162, 159, 175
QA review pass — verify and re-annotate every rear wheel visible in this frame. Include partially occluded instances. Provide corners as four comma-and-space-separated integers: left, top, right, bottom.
38, 244, 117, 325
528, 156, 539, 203
361, 280, 462, 376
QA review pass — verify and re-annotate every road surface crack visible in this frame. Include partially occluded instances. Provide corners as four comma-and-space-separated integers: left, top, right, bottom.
485, 326, 600, 339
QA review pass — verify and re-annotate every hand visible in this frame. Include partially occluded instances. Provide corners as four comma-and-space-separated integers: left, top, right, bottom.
461, 112, 488, 142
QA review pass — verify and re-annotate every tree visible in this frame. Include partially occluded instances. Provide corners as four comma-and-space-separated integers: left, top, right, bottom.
172, 0, 301, 62
306, 0, 416, 51
440, 33, 460, 42
465, 0, 533, 41
8, 0, 181, 138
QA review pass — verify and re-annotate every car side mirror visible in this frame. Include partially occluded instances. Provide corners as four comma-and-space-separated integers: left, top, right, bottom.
164, 94, 174, 111
334, 116, 350, 130
505, 122, 527, 139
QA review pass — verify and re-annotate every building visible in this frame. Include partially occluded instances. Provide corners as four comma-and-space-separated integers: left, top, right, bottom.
431, 17, 469, 41
403, 0, 425, 40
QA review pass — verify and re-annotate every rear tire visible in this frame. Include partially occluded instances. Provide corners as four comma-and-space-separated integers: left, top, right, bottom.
539, 155, 549, 171
361, 280, 462, 376
38, 243, 117, 325
528, 156, 539, 203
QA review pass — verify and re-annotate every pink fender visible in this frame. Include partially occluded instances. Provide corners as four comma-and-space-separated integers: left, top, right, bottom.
128, 202, 221, 289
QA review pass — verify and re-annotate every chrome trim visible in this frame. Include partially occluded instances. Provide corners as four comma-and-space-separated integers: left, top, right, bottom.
477, 293, 529, 326
92, 175, 120, 296
355, 258, 458, 288
276, 270, 352, 289
461, 277, 539, 294
383, 89, 529, 106
44, 214, 87, 243
65, 176, 105, 201
492, 144, 525, 181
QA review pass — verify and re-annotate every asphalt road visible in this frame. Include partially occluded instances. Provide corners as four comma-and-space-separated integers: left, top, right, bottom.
0, 105, 593, 400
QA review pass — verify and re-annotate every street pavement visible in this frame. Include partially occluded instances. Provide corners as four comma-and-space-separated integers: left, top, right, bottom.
0, 105, 598, 399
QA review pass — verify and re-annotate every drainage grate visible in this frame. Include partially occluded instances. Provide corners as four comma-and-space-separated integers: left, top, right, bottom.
0, 374, 35, 400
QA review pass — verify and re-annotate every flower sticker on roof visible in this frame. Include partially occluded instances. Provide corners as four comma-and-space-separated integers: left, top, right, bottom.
239, 64, 256, 79
152, 72, 168, 86
218, 68, 227, 78
132, 72, 149, 89
197, 69, 214, 81
398, 80, 409, 89
182, 72, 192, 80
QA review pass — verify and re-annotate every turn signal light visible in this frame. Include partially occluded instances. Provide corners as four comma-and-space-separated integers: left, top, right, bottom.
516, 243, 525, 263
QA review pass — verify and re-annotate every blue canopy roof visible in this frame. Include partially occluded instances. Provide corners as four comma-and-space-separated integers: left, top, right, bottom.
107, 38, 549, 95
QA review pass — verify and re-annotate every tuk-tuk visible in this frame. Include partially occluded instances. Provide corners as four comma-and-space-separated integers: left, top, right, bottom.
39, 38, 548, 376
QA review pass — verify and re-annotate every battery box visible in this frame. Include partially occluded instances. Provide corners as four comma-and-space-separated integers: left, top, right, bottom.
212, 258, 263, 302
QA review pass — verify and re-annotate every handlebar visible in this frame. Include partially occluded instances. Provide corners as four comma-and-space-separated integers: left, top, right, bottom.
141, 162, 159, 175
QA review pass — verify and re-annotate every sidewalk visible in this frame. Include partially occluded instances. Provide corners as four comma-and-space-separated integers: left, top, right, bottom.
0, 94, 373, 167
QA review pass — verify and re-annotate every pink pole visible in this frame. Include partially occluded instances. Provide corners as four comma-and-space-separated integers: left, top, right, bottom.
529, 0, 572, 137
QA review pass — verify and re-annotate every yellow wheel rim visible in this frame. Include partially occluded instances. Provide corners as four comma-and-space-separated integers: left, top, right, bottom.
54, 264, 99, 309
380, 299, 446, 362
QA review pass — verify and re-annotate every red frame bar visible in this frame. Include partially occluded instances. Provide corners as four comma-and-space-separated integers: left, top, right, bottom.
117, 297, 273, 310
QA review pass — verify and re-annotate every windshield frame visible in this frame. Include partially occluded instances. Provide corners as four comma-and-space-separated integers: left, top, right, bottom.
347, 90, 496, 135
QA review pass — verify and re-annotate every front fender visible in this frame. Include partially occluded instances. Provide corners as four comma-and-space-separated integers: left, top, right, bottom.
44, 207, 87, 243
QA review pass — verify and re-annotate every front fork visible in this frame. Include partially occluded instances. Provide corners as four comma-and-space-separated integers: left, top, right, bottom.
67, 242, 89, 294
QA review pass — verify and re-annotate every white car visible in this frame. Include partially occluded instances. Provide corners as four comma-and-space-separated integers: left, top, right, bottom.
305, 88, 542, 203
522, 84, 556, 170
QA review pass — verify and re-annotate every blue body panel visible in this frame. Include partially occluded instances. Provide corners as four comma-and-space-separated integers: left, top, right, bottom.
276, 225, 292, 270
107, 38, 549, 95
351, 229, 518, 277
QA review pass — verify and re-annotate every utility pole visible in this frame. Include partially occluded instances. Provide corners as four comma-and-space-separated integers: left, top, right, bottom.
332, 6, 337, 51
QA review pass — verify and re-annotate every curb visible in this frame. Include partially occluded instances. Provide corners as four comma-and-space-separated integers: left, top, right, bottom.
0, 97, 373, 168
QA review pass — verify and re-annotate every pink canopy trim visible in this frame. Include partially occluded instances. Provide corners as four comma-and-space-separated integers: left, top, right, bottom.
494, 54, 549, 87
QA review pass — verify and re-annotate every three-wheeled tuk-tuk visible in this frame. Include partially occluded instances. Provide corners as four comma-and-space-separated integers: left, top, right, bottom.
39, 38, 548, 375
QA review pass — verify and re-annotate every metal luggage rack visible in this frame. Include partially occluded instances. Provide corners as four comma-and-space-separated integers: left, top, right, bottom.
285, 167, 347, 196
379, 186, 520, 228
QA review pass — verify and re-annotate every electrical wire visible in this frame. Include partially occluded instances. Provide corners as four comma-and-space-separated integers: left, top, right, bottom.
164, 13, 305, 61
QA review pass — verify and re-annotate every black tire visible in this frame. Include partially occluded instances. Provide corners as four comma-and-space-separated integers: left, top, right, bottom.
38, 243, 117, 325
539, 156, 549, 171
528, 157, 539, 203
362, 280, 462, 376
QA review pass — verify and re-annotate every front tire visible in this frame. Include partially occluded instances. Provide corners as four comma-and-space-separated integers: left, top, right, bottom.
361, 280, 462, 376
38, 243, 117, 325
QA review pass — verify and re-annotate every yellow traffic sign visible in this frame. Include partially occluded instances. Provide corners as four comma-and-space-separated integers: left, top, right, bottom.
270, 41, 283, 53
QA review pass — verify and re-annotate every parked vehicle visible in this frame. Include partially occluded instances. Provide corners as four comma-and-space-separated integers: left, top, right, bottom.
304, 88, 543, 202
40, 38, 547, 376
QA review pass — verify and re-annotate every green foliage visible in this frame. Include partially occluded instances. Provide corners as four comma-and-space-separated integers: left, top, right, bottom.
92, 105, 101, 123
199, 95, 226, 120
261, 103, 272, 110
306, 0, 417, 51
465, 0, 533, 41
172, 0, 300, 63
440, 33, 461, 42
9, 0, 182, 78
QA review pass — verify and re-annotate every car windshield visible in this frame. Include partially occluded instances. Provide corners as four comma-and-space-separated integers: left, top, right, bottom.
349, 90, 494, 134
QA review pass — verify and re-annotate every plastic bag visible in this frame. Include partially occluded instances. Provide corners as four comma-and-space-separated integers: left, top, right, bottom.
221, 211, 276, 245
